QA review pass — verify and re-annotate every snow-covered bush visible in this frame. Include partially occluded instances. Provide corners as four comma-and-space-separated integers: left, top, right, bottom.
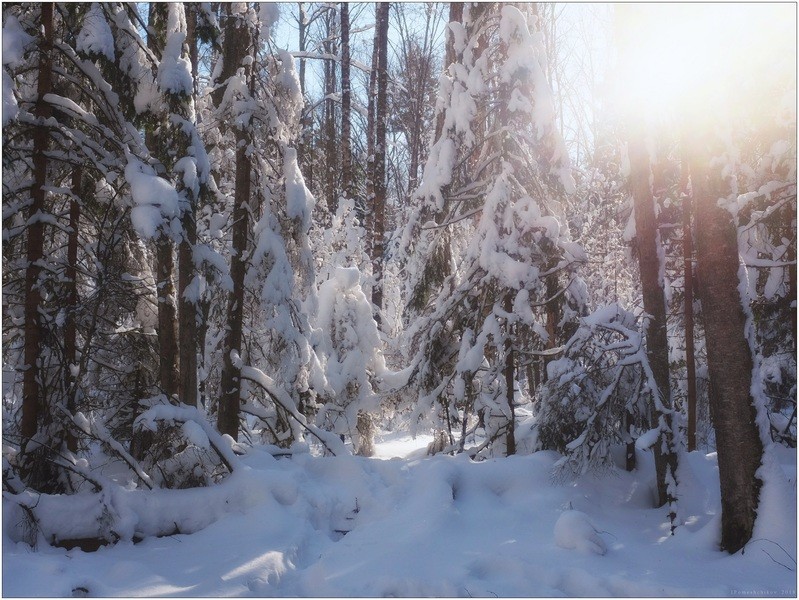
535, 304, 652, 476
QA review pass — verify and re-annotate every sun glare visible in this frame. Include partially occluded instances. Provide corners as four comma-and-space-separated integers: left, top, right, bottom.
615, 3, 796, 125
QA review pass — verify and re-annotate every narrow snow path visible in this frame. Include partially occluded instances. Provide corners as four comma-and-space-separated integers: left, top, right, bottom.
3, 442, 796, 597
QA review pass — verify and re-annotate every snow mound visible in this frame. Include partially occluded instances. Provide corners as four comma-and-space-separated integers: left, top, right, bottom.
554, 509, 607, 555
3, 445, 795, 597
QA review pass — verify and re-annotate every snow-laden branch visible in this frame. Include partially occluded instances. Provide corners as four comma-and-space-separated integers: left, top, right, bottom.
239, 365, 347, 456
134, 404, 242, 474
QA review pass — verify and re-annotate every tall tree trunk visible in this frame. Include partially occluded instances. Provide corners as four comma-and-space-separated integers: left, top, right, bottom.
178, 212, 198, 407
216, 7, 252, 440
688, 132, 764, 554
365, 15, 379, 235
178, 5, 200, 408
64, 167, 82, 453
340, 3, 353, 202
297, 3, 310, 175
371, 2, 390, 327
298, 3, 306, 97
147, 3, 180, 400
22, 2, 54, 447
323, 10, 338, 214
680, 141, 698, 452
629, 134, 679, 515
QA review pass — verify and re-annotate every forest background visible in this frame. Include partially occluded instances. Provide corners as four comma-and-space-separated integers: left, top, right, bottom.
1, 0, 796, 569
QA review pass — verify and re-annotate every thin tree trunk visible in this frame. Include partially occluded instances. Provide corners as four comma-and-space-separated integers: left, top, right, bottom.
542, 270, 560, 384
178, 4, 200, 408
178, 215, 198, 407
371, 2, 390, 327
22, 2, 54, 446
340, 3, 353, 202
186, 4, 199, 97
297, 3, 309, 174
688, 132, 763, 554
680, 141, 698, 452
64, 167, 82, 453
365, 16, 379, 237
629, 134, 679, 513
324, 10, 338, 214
503, 292, 517, 456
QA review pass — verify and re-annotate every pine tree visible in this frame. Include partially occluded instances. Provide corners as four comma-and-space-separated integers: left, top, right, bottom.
403, 4, 582, 455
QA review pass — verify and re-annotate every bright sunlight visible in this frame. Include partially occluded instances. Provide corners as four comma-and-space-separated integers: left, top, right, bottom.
615, 3, 796, 124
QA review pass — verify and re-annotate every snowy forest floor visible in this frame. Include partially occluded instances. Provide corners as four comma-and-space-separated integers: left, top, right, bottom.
3, 433, 797, 598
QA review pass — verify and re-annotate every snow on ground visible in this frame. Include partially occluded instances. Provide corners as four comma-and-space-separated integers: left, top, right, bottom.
3, 436, 796, 597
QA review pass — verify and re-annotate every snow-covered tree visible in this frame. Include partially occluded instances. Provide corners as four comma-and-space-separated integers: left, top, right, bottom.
401, 4, 586, 456
315, 267, 385, 455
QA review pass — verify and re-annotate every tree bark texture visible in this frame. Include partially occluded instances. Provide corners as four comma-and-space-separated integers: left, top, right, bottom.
371, 2, 390, 327
22, 2, 54, 445
178, 214, 198, 407
177, 5, 200, 409
155, 239, 180, 399
628, 135, 679, 512
340, 3, 353, 201
680, 142, 698, 452
689, 134, 763, 554
365, 13, 379, 236
323, 9, 338, 214
146, 4, 180, 401
64, 167, 82, 453
216, 6, 252, 440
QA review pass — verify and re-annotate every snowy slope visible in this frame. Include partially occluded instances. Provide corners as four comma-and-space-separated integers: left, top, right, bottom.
3, 437, 796, 597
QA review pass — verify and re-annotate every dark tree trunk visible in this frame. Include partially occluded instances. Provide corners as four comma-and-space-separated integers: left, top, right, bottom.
216, 6, 252, 440
178, 5, 200, 408
542, 270, 561, 384
22, 2, 54, 446
297, 3, 310, 175
178, 214, 198, 407
323, 9, 338, 214
64, 167, 82, 453
155, 239, 179, 399
365, 14, 379, 233
340, 3, 353, 201
680, 142, 698, 452
186, 3, 199, 97
218, 138, 250, 439
146, 4, 180, 401
174, 6, 200, 409
688, 133, 764, 554
371, 2, 390, 327
629, 135, 679, 514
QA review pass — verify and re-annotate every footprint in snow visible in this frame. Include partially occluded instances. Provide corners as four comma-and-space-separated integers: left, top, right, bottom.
554, 510, 607, 555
